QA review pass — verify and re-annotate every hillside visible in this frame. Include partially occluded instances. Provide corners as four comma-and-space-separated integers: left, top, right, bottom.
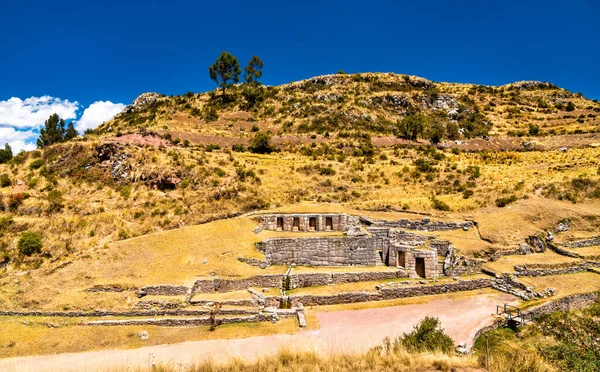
97, 72, 600, 144
0, 73, 599, 368
0, 72, 599, 273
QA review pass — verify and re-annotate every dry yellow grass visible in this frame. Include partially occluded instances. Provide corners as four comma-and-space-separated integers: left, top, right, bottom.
566, 246, 600, 256
518, 272, 600, 309
0, 313, 318, 358
483, 250, 580, 273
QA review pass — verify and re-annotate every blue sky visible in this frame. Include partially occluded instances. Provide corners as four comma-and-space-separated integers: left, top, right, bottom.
1, 0, 599, 151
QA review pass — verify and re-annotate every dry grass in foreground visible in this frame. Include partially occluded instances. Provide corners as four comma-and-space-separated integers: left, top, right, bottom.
149, 348, 481, 372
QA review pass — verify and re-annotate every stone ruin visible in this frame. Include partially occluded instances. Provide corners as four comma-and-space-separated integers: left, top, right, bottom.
261, 213, 352, 232
258, 213, 470, 279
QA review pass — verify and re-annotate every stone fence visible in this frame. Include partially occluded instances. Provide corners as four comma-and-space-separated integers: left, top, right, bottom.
368, 218, 474, 232
0, 308, 255, 317
562, 236, 600, 248
288, 278, 493, 306
514, 261, 600, 276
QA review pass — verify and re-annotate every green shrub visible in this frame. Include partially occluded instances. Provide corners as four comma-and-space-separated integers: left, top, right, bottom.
118, 229, 129, 240
319, 167, 336, 176
528, 124, 540, 136
18, 231, 42, 256
0, 174, 11, 187
232, 144, 247, 152
29, 159, 44, 170
47, 190, 64, 212
566, 101, 576, 112
495, 194, 517, 207
118, 185, 131, 199
431, 196, 451, 211
249, 132, 276, 154
401, 316, 454, 354
205, 144, 221, 152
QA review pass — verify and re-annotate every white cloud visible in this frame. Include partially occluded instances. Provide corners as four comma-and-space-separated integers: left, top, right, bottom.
75, 101, 125, 133
0, 96, 79, 129
0, 96, 125, 153
0, 127, 37, 153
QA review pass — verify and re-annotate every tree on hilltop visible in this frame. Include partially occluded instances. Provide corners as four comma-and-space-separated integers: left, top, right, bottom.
0, 144, 12, 164
64, 122, 78, 141
208, 51, 241, 96
37, 113, 66, 148
37, 114, 78, 148
244, 55, 264, 85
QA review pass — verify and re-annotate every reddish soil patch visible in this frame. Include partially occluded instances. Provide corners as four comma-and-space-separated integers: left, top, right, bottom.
11, 182, 27, 193
161, 131, 249, 147
107, 134, 172, 147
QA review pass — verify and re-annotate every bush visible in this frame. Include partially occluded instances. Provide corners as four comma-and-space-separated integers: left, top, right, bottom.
29, 159, 44, 170
429, 122, 445, 144
566, 101, 576, 112
0, 174, 11, 187
232, 144, 247, 152
319, 167, 336, 176
401, 316, 454, 354
249, 132, 276, 154
47, 190, 64, 212
18, 231, 42, 256
431, 196, 451, 211
495, 194, 517, 207
528, 124, 540, 136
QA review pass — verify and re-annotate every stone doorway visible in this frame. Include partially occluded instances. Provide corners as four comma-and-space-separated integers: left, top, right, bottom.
276, 217, 284, 231
325, 217, 333, 231
396, 251, 406, 267
415, 257, 426, 278
292, 217, 300, 231
309, 217, 317, 231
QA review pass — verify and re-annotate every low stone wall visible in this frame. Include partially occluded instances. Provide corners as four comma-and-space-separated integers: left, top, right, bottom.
331, 271, 404, 284
562, 237, 600, 248
191, 275, 285, 294
514, 261, 600, 276
0, 309, 256, 317
189, 299, 256, 307
85, 284, 137, 293
525, 292, 599, 317
85, 315, 264, 327
287, 271, 404, 289
289, 278, 493, 306
370, 218, 473, 232
139, 285, 189, 296
547, 243, 583, 258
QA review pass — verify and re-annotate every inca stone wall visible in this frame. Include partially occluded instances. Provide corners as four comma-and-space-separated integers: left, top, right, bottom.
514, 261, 600, 276
261, 236, 385, 266
261, 214, 352, 232
288, 278, 493, 306
561, 236, 600, 248
368, 217, 474, 231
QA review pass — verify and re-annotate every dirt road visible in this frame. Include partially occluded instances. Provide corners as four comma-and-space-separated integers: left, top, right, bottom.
0, 292, 516, 372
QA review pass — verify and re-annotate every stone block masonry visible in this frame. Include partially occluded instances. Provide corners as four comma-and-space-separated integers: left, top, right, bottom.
369, 217, 474, 232
261, 213, 353, 232
288, 278, 493, 306
261, 236, 385, 267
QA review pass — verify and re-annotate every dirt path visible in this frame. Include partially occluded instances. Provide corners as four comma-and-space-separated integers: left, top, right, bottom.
0, 292, 516, 372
